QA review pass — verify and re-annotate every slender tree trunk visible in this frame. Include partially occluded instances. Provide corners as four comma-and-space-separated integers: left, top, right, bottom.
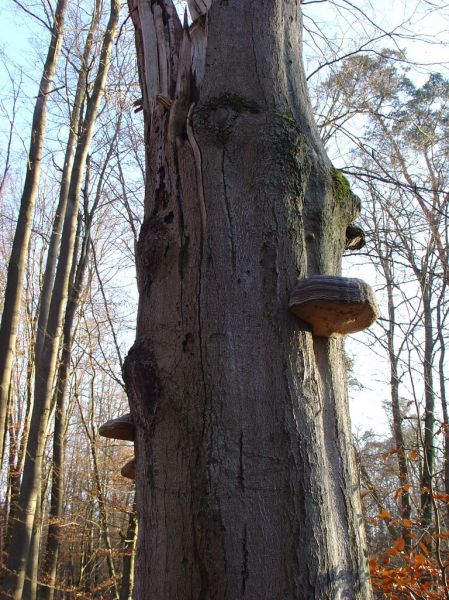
40, 220, 90, 600
0, 4, 120, 597
39, 114, 127, 600
4, 333, 35, 536
23, 491, 43, 600
38, 382, 65, 600
26, 174, 83, 600
0, 69, 19, 198
383, 260, 412, 545
437, 302, 449, 522
119, 504, 137, 600
420, 284, 435, 537
77, 498, 95, 592
126, 1, 372, 598
0, 0, 68, 466
358, 462, 399, 540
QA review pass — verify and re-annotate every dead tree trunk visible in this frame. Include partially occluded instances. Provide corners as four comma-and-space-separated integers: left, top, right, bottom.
125, 1, 373, 598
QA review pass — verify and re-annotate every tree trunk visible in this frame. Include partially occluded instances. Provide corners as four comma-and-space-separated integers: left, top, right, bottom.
23, 490, 43, 600
0, 0, 68, 466
125, 1, 372, 599
383, 257, 412, 545
40, 219, 90, 600
77, 498, 95, 592
437, 299, 449, 522
119, 505, 137, 600
420, 284, 435, 538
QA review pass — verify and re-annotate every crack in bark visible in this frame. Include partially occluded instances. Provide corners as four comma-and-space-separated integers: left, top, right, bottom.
241, 523, 248, 597
221, 146, 237, 272
238, 430, 245, 492
186, 102, 208, 436
249, 0, 266, 105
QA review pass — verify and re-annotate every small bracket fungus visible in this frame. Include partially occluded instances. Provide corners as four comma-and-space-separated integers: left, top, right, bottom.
121, 458, 136, 480
133, 97, 143, 113
99, 413, 135, 441
345, 225, 365, 251
289, 275, 379, 337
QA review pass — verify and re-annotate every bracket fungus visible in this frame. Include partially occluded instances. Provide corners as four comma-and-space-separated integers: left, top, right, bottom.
345, 224, 365, 251
289, 275, 379, 337
99, 413, 135, 441
121, 458, 136, 480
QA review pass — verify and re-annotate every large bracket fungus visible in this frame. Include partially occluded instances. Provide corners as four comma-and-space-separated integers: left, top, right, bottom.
99, 413, 135, 441
121, 458, 136, 480
289, 275, 379, 337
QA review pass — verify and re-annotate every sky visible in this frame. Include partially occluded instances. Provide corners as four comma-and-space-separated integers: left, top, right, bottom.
301, 0, 449, 436
0, 0, 448, 438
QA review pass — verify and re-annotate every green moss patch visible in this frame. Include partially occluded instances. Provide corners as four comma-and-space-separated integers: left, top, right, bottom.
331, 168, 351, 200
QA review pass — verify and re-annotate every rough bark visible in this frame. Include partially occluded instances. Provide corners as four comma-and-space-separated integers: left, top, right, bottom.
126, 1, 373, 598
0, 0, 68, 466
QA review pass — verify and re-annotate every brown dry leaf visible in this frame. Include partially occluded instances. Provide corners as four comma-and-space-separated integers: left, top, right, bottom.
377, 509, 391, 520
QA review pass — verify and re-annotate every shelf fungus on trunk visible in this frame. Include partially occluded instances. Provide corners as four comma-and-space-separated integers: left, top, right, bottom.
121, 458, 136, 480
99, 413, 135, 441
345, 224, 365, 251
289, 275, 379, 337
